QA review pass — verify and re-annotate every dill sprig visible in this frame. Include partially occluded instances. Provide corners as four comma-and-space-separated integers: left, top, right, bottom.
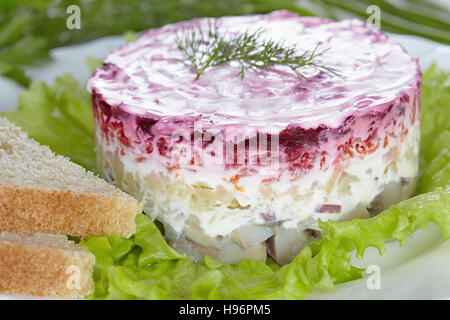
175, 22, 340, 80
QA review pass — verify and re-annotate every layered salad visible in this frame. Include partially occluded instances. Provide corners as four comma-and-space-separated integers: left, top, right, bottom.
88, 10, 421, 265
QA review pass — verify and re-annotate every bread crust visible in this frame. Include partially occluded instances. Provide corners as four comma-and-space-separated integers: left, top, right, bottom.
0, 238, 95, 298
0, 184, 143, 238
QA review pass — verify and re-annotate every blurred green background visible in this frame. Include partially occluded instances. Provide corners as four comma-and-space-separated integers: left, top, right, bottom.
0, 0, 449, 87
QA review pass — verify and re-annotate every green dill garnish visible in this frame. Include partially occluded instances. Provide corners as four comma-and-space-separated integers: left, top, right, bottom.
175, 22, 340, 80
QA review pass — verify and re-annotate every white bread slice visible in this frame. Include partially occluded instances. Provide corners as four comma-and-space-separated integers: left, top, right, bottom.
0, 117, 143, 238
0, 231, 95, 298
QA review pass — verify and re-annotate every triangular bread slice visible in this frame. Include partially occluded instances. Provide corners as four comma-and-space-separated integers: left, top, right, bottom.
0, 117, 143, 238
0, 231, 95, 298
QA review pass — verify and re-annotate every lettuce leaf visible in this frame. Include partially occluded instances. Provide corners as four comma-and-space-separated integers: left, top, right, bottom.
79, 186, 449, 300
1, 65, 449, 300
1, 74, 96, 172
418, 64, 450, 193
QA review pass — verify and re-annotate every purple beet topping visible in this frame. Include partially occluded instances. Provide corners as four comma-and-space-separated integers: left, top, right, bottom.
89, 10, 421, 172
87, 10, 421, 132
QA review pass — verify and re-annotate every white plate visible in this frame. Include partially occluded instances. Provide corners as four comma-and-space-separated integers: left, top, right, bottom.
0, 33, 449, 300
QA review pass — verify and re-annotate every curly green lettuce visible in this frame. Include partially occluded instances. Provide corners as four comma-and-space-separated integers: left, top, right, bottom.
418, 64, 450, 193
78, 187, 448, 300
1, 65, 449, 300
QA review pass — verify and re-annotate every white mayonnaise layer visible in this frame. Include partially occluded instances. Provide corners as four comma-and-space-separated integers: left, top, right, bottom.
96, 115, 420, 238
